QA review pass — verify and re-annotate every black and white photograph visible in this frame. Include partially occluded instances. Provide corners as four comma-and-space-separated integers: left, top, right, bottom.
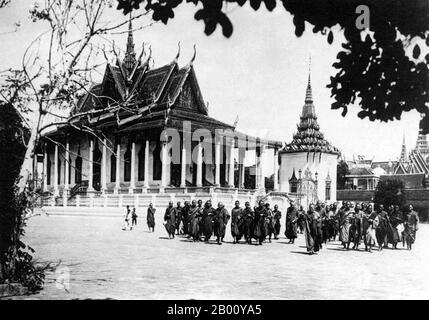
0, 0, 428, 304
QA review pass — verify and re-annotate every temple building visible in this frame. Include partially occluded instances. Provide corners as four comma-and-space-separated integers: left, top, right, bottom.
278, 72, 341, 206
343, 131, 429, 190
37, 22, 284, 208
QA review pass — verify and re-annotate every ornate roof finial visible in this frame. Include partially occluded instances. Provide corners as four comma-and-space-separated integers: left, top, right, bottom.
191, 44, 196, 64
124, 14, 137, 71
305, 55, 313, 104
174, 41, 181, 62
400, 130, 407, 162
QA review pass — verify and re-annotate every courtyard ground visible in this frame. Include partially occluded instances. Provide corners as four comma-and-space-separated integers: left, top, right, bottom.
10, 211, 429, 300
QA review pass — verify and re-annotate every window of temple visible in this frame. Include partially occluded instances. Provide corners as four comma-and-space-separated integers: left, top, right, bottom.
124, 143, 131, 182
138, 144, 145, 181
289, 168, 298, 193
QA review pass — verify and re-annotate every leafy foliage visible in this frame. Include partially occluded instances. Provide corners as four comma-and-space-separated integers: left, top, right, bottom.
116, 0, 429, 133
336, 159, 349, 190
0, 102, 45, 292
373, 178, 406, 209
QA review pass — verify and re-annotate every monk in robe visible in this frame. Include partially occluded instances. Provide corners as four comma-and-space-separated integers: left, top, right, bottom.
181, 201, 190, 235
213, 202, 230, 245
175, 201, 183, 235
285, 201, 298, 243
297, 205, 306, 234
403, 204, 419, 250
188, 200, 201, 241
231, 200, 243, 244
200, 200, 216, 242
375, 204, 389, 250
272, 204, 282, 240
362, 209, 378, 252
241, 202, 254, 244
146, 202, 156, 232
349, 203, 364, 250
339, 202, 353, 249
265, 203, 275, 242
298, 204, 318, 255
196, 199, 204, 239
163, 201, 177, 239
253, 200, 268, 245
310, 204, 323, 251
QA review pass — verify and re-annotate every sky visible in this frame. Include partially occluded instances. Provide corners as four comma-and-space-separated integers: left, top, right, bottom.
0, 0, 424, 162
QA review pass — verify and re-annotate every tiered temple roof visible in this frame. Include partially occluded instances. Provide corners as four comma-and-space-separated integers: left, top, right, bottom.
281, 72, 340, 155
57, 20, 281, 148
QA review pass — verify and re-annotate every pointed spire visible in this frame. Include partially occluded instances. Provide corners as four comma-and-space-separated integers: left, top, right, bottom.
399, 131, 407, 162
124, 15, 137, 71
305, 56, 313, 103
301, 56, 316, 118
281, 59, 340, 156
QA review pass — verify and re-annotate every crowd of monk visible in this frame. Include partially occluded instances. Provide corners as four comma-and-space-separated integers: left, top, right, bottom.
130, 199, 420, 254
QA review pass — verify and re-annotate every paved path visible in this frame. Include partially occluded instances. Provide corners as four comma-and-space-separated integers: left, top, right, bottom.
14, 211, 429, 299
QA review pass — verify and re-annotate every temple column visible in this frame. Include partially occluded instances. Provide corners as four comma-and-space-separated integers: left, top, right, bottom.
273, 147, 279, 191
101, 138, 107, 193
228, 142, 235, 188
214, 139, 221, 186
180, 141, 187, 188
143, 140, 150, 190
160, 141, 168, 192
53, 143, 59, 196
64, 140, 70, 194
238, 147, 246, 189
114, 143, 121, 194
259, 145, 265, 190
88, 139, 94, 192
43, 144, 48, 192
196, 142, 203, 187
129, 141, 136, 193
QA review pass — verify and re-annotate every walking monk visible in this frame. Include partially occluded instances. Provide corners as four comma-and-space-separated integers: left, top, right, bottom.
213, 202, 230, 245
285, 200, 298, 244
403, 204, 419, 250
147, 203, 156, 232
164, 201, 177, 239
272, 204, 282, 240
231, 200, 243, 244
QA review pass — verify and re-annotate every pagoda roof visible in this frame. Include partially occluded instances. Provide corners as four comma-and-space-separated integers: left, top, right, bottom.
280, 71, 340, 156
44, 22, 283, 149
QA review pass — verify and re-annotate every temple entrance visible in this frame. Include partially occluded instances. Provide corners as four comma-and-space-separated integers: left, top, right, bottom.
93, 140, 102, 191
75, 150, 82, 184
298, 168, 318, 208
170, 148, 180, 187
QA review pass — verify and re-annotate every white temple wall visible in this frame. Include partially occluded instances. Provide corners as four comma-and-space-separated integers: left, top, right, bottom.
279, 151, 338, 202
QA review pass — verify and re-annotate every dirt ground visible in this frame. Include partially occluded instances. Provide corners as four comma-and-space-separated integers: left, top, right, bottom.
12, 211, 429, 300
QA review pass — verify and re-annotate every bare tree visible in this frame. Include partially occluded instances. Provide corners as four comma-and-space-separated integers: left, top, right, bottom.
0, 0, 152, 284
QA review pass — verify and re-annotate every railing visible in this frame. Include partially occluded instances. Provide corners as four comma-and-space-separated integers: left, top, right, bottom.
68, 184, 81, 200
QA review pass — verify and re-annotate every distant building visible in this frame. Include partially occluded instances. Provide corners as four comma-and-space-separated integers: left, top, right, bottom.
343, 132, 429, 190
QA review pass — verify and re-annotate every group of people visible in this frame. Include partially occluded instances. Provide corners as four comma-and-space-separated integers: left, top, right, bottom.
285, 201, 420, 254
123, 198, 421, 254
